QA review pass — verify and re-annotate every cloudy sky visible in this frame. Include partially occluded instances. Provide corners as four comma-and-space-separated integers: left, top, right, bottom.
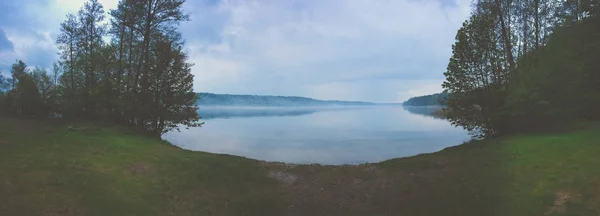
0, 0, 471, 102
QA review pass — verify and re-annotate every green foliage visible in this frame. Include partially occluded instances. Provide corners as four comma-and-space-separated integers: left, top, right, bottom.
1, 61, 45, 117
443, 0, 600, 137
0, 74, 7, 113
196, 93, 376, 106
1, 0, 199, 135
48, 0, 199, 135
403, 93, 448, 106
10, 60, 27, 89
31, 68, 56, 103
0, 73, 7, 92
506, 14, 600, 128
13, 74, 45, 118
443, 11, 508, 137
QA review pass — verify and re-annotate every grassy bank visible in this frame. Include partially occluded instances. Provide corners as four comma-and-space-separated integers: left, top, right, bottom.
1, 117, 600, 215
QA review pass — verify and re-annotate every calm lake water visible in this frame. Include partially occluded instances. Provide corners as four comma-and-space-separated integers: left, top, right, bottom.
162, 106, 471, 165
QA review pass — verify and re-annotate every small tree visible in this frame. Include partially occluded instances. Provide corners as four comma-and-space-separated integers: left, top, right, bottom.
31, 68, 55, 102
14, 73, 45, 118
10, 60, 27, 89
0, 72, 8, 93
0, 73, 7, 113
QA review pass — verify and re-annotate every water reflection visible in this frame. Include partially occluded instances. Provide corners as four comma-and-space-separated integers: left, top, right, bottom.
402, 106, 445, 119
163, 106, 470, 165
198, 106, 368, 120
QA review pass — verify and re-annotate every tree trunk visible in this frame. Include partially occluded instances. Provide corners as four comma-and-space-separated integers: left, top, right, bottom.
495, 0, 516, 74
534, 0, 540, 49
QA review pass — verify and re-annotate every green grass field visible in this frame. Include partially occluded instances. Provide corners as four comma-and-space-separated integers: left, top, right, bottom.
1, 117, 599, 216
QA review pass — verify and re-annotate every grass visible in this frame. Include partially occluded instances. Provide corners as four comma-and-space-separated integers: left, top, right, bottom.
1, 117, 600, 215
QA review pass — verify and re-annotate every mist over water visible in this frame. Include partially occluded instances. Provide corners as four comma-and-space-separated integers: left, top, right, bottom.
162, 106, 470, 165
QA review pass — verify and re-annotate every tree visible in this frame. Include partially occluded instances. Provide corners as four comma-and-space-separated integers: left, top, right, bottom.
443, 11, 508, 137
48, 0, 200, 135
146, 36, 199, 135
95, 43, 118, 118
31, 68, 56, 103
403, 93, 449, 106
130, 0, 189, 126
78, 0, 107, 114
0, 72, 8, 112
3, 61, 45, 117
10, 60, 28, 89
57, 13, 81, 93
57, 13, 84, 117
443, 0, 600, 137
14, 73, 45, 118
52, 62, 62, 88
0, 72, 8, 93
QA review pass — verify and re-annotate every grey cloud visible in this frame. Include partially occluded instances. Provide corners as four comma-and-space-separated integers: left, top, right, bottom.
0, 0, 468, 102
24, 46, 56, 68
0, 0, 49, 28
0, 0, 58, 68
0, 29, 13, 52
410, 0, 458, 8
184, 0, 470, 101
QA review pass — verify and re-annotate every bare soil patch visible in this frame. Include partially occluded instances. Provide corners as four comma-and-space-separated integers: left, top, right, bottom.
544, 191, 578, 216
125, 162, 154, 176
268, 171, 298, 185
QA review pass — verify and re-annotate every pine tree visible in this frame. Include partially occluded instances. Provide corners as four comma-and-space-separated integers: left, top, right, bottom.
57, 13, 84, 117
77, 0, 106, 114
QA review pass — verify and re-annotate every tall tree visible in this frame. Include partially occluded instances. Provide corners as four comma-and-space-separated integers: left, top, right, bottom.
145, 35, 199, 135
444, 0, 600, 136
443, 12, 506, 137
0, 72, 7, 93
56, 13, 81, 93
134, 0, 189, 124
50, 0, 200, 135
77, 0, 107, 114
109, 0, 144, 122
57, 13, 84, 117
10, 60, 27, 89
14, 73, 44, 118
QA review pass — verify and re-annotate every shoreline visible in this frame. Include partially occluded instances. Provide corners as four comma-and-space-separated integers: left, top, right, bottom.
2, 116, 599, 215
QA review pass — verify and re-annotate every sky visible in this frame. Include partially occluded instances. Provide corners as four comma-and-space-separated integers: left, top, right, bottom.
0, 0, 471, 103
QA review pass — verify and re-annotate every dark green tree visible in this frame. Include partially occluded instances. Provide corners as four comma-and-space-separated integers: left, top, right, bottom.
57, 13, 84, 117
31, 67, 55, 102
444, 0, 600, 137
49, 0, 200, 135
443, 11, 507, 137
14, 73, 45, 118
78, 0, 107, 114
146, 36, 200, 135
0, 72, 8, 92
10, 60, 27, 89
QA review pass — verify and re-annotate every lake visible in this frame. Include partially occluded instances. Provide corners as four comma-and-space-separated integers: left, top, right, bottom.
162, 106, 471, 165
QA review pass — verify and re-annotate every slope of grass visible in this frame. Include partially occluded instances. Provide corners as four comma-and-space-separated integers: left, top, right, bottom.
1, 116, 600, 215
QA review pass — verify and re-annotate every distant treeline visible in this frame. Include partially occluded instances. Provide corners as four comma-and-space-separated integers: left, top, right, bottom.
443, 0, 599, 137
196, 93, 376, 107
402, 93, 448, 106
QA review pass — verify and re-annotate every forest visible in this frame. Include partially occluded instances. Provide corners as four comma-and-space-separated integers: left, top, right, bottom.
0, 0, 199, 136
402, 93, 448, 106
1, 0, 598, 139
196, 93, 376, 107
443, 0, 600, 137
